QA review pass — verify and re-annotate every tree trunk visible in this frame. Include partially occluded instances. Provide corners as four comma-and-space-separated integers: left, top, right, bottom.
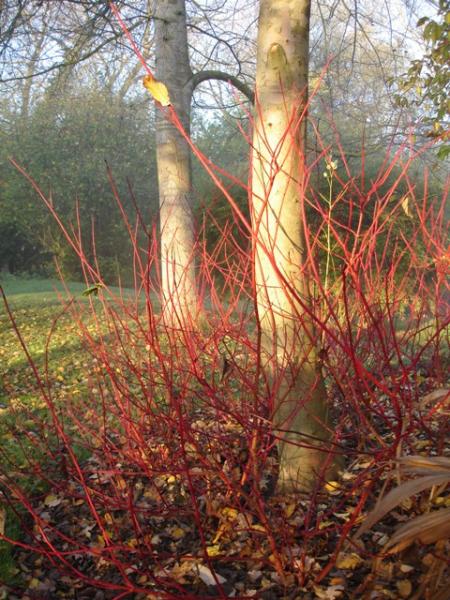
252, 0, 335, 492
153, 0, 197, 325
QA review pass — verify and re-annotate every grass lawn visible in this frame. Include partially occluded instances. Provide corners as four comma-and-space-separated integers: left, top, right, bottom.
0, 276, 89, 581
0, 275, 140, 584
1, 275, 104, 407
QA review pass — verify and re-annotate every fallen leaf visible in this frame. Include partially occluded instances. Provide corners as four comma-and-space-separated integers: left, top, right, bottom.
212, 523, 227, 544
44, 494, 61, 508
221, 507, 238, 520
206, 544, 221, 557
28, 578, 40, 589
324, 481, 341, 494
319, 520, 334, 530
433, 496, 445, 505
396, 580, 412, 598
399, 564, 414, 573
354, 466, 450, 541
284, 502, 296, 518
420, 388, 449, 410
336, 552, 363, 570
250, 523, 266, 533
330, 577, 346, 586
313, 584, 345, 599
171, 527, 186, 540
385, 507, 450, 553
196, 564, 226, 586
170, 561, 194, 583
0, 508, 5, 536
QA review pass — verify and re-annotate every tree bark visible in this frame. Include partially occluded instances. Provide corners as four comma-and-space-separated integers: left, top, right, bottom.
153, 0, 197, 325
252, 0, 335, 491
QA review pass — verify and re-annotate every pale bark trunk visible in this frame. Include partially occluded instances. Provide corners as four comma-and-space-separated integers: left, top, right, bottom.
153, 0, 197, 325
252, 0, 335, 491
21, 24, 47, 120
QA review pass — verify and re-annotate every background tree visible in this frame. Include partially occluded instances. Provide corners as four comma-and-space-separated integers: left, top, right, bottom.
393, 0, 449, 157
0, 0, 445, 292
151, 0, 253, 324
0, 87, 157, 282
0, 0, 255, 314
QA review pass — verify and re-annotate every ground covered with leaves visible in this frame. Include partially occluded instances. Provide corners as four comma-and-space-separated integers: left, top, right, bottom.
0, 278, 449, 599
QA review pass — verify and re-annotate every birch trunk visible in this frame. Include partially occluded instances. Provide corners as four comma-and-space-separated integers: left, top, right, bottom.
252, 0, 335, 491
153, 0, 197, 325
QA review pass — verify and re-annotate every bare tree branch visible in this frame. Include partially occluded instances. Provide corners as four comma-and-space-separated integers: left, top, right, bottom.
191, 69, 254, 103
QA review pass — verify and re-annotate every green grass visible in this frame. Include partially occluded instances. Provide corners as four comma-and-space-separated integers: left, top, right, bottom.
0, 272, 138, 306
1, 272, 89, 303
0, 507, 23, 585
0, 275, 134, 584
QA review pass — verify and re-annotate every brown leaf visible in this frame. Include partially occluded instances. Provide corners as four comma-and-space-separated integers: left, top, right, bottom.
354, 473, 450, 539
335, 552, 363, 570
385, 507, 450, 553
0, 508, 5, 536
420, 388, 449, 410
396, 580, 412, 598
398, 455, 450, 475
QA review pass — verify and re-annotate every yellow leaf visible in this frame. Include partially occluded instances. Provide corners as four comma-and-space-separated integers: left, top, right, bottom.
221, 507, 238, 520
171, 527, 186, 540
143, 75, 171, 106
336, 552, 363, 570
104, 513, 114, 526
284, 502, 296, 518
206, 544, 221, 557
324, 481, 341, 494
250, 523, 266, 533
318, 520, 334, 530
29, 578, 40, 589
401, 195, 413, 218
170, 561, 193, 582
400, 497, 413, 510
116, 476, 126, 490
44, 494, 61, 507
212, 523, 227, 544
432, 496, 445, 505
